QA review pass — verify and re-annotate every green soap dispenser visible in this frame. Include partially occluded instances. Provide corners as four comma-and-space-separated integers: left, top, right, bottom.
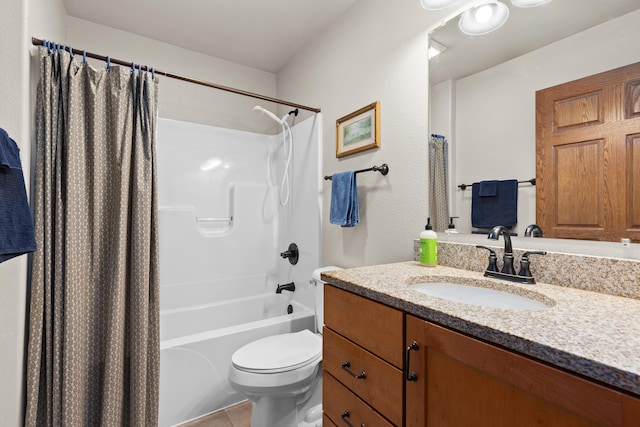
419, 218, 437, 267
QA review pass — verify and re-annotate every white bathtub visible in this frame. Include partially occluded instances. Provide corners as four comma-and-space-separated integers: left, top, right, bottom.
158, 292, 315, 427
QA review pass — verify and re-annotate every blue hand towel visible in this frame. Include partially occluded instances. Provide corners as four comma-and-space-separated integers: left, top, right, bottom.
0, 128, 37, 263
471, 179, 518, 229
329, 171, 359, 227
478, 180, 498, 197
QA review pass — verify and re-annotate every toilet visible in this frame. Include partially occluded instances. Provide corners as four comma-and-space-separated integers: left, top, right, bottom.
228, 266, 342, 427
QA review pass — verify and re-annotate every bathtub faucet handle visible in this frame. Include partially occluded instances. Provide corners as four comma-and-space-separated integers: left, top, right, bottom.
280, 243, 299, 265
276, 282, 296, 294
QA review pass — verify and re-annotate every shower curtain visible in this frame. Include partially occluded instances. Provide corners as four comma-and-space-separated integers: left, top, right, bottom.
429, 134, 450, 232
25, 46, 160, 426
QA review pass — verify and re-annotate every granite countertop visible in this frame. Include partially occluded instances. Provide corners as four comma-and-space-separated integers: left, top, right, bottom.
321, 261, 640, 397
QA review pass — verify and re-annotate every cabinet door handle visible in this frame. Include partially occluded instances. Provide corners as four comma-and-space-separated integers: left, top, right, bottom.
406, 341, 419, 381
341, 410, 365, 427
341, 361, 366, 379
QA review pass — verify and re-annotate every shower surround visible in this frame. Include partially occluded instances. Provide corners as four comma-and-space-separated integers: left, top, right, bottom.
155, 116, 322, 426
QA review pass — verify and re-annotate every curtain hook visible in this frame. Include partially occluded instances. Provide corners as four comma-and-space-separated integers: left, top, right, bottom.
67, 45, 73, 59
131, 62, 135, 74
151, 67, 155, 80
82, 50, 87, 64
106, 56, 110, 70
43, 40, 49, 53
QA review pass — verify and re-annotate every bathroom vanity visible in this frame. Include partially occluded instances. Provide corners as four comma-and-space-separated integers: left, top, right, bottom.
321, 262, 640, 426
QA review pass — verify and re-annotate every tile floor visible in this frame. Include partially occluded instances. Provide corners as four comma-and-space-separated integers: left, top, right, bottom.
179, 401, 252, 427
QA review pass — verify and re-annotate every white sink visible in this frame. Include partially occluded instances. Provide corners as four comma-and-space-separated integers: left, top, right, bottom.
408, 283, 549, 310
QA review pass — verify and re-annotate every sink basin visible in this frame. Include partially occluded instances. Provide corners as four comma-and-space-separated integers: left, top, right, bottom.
408, 283, 549, 310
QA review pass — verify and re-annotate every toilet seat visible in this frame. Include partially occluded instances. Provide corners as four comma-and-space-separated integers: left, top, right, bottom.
232, 330, 321, 374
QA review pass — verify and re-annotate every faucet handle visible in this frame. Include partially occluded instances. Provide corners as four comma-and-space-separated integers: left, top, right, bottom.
518, 251, 547, 277
476, 245, 499, 272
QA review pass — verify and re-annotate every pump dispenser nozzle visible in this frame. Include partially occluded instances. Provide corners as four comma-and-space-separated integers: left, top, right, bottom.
446, 216, 459, 235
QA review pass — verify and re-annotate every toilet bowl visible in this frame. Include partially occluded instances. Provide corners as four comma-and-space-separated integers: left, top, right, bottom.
228, 266, 342, 427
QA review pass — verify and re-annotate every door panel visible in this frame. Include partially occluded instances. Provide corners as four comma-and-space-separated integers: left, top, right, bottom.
536, 61, 640, 242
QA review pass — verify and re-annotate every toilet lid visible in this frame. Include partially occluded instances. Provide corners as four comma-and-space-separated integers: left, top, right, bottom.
232, 330, 321, 373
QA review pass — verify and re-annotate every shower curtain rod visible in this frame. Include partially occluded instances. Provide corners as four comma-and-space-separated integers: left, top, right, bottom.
31, 37, 321, 113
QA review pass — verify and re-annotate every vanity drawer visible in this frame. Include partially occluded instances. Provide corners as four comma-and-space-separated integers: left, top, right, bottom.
323, 372, 395, 427
323, 414, 338, 427
324, 327, 403, 426
324, 285, 403, 368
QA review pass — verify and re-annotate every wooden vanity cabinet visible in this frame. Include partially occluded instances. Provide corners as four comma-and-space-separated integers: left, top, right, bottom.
323, 285, 404, 426
405, 314, 640, 427
323, 286, 640, 426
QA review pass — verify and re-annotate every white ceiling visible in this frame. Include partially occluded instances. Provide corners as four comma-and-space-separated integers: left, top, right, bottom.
429, 0, 640, 84
62, 0, 358, 73
62, 0, 640, 78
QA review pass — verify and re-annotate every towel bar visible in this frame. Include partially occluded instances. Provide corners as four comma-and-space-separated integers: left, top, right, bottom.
324, 163, 389, 180
458, 178, 535, 190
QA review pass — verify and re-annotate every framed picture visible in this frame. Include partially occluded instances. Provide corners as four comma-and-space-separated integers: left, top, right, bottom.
336, 101, 380, 158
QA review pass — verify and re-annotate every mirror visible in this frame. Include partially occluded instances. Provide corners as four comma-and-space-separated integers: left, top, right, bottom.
428, 0, 640, 239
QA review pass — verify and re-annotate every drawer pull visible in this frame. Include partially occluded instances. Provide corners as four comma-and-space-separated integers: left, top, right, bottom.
341, 361, 366, 379
341, 410, 365, 427
406, 341, 419, 382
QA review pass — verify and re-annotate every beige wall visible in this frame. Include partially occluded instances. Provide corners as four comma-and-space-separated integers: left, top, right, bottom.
278, 0, 464, 268
66, 17, 278, 133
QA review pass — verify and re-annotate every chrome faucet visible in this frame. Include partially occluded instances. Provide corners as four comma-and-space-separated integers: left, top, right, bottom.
488, 225, 515, 275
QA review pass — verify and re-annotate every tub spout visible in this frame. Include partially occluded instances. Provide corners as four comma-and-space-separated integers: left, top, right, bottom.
276, 282, 296, 294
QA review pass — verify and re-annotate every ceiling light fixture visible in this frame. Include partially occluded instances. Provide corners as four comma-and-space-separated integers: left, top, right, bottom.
510, 0, 551, 7
458, 1, 509, 36
420, 0, 460, 11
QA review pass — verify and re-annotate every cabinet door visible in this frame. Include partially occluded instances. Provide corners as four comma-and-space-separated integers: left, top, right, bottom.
405, 315, 637, 426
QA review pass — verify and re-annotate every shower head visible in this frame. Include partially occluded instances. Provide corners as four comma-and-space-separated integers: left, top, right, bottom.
253, 106, 283, 124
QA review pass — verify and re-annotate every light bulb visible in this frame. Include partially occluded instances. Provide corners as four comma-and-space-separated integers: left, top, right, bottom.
475, 4, 493, 23
458, 1, 509, 36
420, 0, 459, 10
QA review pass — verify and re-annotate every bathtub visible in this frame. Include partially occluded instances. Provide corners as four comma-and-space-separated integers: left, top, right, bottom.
158, 292, 315, 427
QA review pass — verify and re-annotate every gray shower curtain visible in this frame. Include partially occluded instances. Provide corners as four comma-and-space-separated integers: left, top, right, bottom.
25, 46, 160, 426
429, 134, 450, 232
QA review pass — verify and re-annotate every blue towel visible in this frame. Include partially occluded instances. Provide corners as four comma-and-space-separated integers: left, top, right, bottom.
0, 128, 37, 263
329, 171, 359, 227
478, 180, 498, 197
471, 179, 518, 229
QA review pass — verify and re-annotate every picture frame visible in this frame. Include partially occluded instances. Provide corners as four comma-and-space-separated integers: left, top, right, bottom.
336, 101, 380, 158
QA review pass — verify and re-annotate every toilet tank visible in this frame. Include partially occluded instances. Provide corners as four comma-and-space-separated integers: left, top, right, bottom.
311, 266, 342, 332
